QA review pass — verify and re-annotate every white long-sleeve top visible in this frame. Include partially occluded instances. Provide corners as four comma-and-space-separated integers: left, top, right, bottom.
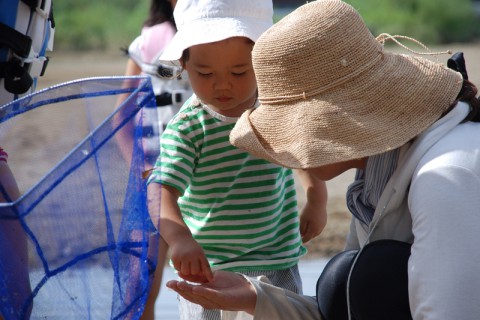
224, 102, 480, 320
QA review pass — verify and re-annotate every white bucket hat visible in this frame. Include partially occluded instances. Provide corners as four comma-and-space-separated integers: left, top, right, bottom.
159, 0, 273, 66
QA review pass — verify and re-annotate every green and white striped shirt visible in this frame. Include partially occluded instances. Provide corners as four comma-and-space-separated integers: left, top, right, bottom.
151, 97, 306, 271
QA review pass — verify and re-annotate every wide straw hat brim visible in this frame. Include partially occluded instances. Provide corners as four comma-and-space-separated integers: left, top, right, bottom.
230, 0, 463, 169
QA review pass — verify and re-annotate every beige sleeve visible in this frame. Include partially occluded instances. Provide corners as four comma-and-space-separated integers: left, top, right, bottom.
222, 275, 321, 320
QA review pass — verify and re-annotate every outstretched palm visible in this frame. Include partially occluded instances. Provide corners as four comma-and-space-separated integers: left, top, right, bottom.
166, 270, 256, 314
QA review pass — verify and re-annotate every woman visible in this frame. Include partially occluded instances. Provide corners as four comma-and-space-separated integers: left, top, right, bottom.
165, 1, 480, 319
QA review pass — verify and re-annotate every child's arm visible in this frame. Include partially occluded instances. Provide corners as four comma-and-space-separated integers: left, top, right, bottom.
0, 161, 20, 202
294, 170, 328, 243
0, 158, 32, 316
147, 182, 213, 283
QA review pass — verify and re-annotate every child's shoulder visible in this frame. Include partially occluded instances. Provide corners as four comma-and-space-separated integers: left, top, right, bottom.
170, 95, 206, 125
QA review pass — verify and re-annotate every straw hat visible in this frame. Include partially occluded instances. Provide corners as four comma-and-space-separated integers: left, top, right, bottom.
159, 0, 273, 66
230, 0, 463, 169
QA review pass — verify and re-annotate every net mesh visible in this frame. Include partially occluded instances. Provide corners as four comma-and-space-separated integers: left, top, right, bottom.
0, 76, 159, 319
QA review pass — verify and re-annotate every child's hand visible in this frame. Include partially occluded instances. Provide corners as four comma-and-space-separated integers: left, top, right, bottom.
294, 169, 328, 243
299, 201, 327, 243
170, 237, 213, 283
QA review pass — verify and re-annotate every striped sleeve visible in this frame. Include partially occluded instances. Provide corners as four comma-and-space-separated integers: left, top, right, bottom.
150, 104, 203, 194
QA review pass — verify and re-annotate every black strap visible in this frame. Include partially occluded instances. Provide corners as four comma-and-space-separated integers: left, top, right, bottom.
22, 0, 39, 9
0, 23, 32, 58
49, 1, 55, 28
0, 17, 34, 95
1, 61, 33, 94
447, 52, 468, 80
155, 92, 173, 106
155, 91, 186, 107
40, 56, 49, 77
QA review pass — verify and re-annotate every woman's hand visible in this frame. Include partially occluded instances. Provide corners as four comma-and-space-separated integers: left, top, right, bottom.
166, 270, 258, 315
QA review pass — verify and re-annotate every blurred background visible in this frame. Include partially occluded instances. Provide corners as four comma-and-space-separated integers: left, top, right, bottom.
54, 0, 480, 52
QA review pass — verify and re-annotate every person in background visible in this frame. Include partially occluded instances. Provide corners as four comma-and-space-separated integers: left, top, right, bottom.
164, 1, 480, 319
0, 147, 32, 319
124, 0, 192, 157
147, 0, 328, 319
0, 2, 54, 317
115, 0, 192, 319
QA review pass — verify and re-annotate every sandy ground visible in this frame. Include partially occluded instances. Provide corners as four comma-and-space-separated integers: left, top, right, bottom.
32, 42, 480, 258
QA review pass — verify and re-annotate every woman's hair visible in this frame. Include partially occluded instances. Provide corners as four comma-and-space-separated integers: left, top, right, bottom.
144, 0, 175, 29
445, 52, 480, 122
457, 80, 480, 122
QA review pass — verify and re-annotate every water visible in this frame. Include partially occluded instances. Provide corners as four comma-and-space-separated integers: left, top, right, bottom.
154, 258, 329, 319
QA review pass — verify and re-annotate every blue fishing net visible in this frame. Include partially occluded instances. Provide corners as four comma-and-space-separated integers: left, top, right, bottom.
0, 76, 160, 319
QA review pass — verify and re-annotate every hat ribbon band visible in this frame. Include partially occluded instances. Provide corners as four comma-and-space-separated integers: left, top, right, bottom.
376, 33, 452, 57
259, 51, 383, 105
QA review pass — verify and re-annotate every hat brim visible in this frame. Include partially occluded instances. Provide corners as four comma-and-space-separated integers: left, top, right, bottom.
230, 52, 462, 169
159, 17, 271, 66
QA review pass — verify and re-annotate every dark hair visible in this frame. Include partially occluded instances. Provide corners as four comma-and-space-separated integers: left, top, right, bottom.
180, 37, 255, 66
144, 0, 175, 29
445, 52, 480, 122
181, 48, 190, 65
458, 80, 480, 122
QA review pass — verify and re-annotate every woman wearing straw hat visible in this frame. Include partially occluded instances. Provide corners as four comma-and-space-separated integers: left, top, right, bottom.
165, 0, 480, 319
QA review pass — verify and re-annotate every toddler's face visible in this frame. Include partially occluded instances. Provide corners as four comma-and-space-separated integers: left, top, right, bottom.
183, 37, 258, 117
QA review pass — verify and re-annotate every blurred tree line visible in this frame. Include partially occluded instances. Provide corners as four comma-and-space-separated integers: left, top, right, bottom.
54, 0, 149, 51
345, 0, 479, 44
53, 0, 479, 52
